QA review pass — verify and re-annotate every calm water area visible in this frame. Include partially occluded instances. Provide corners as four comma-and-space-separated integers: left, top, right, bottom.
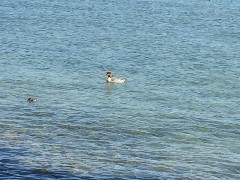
0, 0, 240, 179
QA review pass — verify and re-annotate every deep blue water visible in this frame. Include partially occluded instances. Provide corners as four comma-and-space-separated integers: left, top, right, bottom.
0, 0, 240, 179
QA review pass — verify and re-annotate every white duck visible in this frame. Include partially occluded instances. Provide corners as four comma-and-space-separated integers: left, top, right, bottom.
106, 72, 127, 83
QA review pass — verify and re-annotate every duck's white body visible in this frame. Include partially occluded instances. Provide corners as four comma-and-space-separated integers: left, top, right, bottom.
107, 77, 127, 83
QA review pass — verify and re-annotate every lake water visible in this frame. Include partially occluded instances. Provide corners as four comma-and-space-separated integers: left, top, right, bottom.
0, 0, 240, 179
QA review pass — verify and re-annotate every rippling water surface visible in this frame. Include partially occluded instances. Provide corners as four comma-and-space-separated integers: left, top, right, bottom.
1, 0, 240, 179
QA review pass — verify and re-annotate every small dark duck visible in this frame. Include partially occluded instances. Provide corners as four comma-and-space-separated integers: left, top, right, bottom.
27, 97, 37, 103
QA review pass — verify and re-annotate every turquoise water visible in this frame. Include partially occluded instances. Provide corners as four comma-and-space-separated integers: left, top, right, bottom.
1, 0, 240, 179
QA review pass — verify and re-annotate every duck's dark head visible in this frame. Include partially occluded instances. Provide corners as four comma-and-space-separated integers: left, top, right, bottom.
106, 72, 113, 78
